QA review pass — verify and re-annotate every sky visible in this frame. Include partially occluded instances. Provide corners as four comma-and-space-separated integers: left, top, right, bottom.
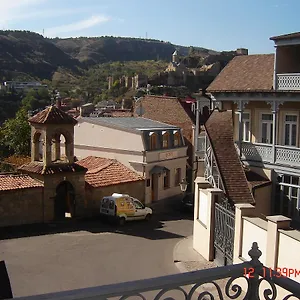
0, 0, 299, 54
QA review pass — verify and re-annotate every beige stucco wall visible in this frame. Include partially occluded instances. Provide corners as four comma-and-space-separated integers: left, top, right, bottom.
277, 231, 300, 283
0, 188, 44, 227
75, 120, 144, 152
85, 180, 145, 215
231, 100, 300, 147
241, 218, 267, 265
253, 184, 272, 217
144, 156, 187, 204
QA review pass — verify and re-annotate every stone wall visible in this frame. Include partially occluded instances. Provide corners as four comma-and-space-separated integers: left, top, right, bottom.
0, 188, 44, 227
85, 181, 145, 216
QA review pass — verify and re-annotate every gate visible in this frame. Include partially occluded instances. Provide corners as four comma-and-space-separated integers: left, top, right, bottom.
214, 197, 235, 266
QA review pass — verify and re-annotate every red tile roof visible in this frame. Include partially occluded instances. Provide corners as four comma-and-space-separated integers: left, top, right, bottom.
207, 54, 275, 92
270, 32, 300, 41
29, 105, 78, 125
18, 162, 87, 175
205, 110, 254, 204
0, 174, 43, 192
76, 156, 144, 188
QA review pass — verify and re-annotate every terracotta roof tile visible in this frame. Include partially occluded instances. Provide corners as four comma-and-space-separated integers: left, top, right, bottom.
270, 32, 300, 41
29, 105, 78, 125
205, 110, 254, 204
0, 174, 43, 192
207, 54, 274, 92
18, 162, 87, 175
76, 156, 144, 188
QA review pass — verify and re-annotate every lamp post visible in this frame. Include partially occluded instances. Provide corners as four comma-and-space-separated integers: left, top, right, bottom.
179, 178, 188, 199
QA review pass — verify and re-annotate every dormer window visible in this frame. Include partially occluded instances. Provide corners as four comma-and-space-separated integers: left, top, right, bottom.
162, 131, 170, 148
149, 132, 158, 150
173, 130, 181, 147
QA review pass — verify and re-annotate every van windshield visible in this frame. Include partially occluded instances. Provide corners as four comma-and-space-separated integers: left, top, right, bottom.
101, 198, 110, 209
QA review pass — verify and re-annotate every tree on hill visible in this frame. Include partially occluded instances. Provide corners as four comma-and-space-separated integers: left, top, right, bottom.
21, 88, 51, 111
0, 107, 31, 156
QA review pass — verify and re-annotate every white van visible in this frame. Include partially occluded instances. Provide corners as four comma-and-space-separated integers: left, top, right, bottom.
100, 193, 152, 225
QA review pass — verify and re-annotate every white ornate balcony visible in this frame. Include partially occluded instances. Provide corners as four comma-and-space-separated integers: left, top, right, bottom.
239, 142, 300, 167
277, 73, 300, 90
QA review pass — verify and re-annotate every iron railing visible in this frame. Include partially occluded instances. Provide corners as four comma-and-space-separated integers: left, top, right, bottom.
11, 242, 300, 300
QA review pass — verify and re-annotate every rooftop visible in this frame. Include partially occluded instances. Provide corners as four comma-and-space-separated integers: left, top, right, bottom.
29, 105, 78, 125
205, 110, 254, 204
0, 174, 43, 192
76, 156, 144, 188
270, 32, 300, 41
207, 54, 274, 92
80, 117, 178, 131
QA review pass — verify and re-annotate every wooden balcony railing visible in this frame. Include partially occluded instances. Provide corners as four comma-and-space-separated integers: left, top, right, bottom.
11, 243, 300, 300
277, 73, 300, 91
239, 142, 300, 167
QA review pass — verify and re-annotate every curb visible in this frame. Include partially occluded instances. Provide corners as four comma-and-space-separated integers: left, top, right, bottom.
173, 236, 190, 273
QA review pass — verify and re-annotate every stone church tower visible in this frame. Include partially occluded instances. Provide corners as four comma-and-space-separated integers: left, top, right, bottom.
19, 105, 87, 221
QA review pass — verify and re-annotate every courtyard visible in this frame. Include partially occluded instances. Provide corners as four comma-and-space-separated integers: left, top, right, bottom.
0, 211, 193, 297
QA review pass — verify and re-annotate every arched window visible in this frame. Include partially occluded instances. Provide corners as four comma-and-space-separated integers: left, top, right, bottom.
150, 132, 158, 150
162, 131, 170, 148
173, 131, 181, 147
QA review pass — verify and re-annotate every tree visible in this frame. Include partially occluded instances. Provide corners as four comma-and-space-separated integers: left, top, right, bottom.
22, 88, 51, 111
0, 107, 31, 156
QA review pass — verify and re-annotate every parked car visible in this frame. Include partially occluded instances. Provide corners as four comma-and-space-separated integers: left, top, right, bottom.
100, 193, 152, 225
180, 193, 194, 212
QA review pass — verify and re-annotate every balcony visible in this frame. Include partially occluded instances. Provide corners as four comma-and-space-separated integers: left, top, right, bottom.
277, 73, 300, 91
10, 243, 300, 300
239, 142, 300, 167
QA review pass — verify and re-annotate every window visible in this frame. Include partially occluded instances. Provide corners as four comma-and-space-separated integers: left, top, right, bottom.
260, 113, 273, 144
284, 114, 298, 146
133, 200, 144, 209
242, 112, 251, 142
162, 131, 170, 148
150, 132, 158, 150
163, 170, 170, 189
175, 168, 181, 186
276, 175, 300, 220
174, 131, 181, 147
146, 179, 151, 187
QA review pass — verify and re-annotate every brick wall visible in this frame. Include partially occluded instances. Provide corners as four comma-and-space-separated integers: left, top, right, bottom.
0, 188, 44, 227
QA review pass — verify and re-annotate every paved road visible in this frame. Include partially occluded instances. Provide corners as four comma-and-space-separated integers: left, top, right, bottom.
0, 212, 193, 297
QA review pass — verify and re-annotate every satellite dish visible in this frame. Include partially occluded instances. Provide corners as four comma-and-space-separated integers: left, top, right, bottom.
135, 106, 145, 116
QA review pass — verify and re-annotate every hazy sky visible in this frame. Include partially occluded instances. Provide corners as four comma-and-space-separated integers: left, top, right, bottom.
0, 0, 298, 54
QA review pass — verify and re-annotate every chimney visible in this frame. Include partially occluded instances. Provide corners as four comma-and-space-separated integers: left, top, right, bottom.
236, 48, 248, 55
56, 99, 62, 108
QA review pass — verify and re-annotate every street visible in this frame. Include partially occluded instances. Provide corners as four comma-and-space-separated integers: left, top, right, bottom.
0, 212, 193, 297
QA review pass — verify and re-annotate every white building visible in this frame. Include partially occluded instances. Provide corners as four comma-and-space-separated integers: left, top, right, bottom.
72, 117, 188, 204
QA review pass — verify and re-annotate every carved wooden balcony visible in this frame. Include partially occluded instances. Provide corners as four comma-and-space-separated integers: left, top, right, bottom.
277, 73, 300, 91
239, 142, 300, 167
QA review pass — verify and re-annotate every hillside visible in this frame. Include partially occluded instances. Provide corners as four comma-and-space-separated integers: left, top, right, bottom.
51, 36, 218, 66
0, 30, 82, 80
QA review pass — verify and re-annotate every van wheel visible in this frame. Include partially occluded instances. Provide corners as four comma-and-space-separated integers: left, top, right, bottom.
145, 214, 152, 221
119, 217, 126, 226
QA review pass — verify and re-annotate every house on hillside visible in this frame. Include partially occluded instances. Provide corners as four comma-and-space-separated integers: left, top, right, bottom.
192, 32, 300, 272
72, 117, 188, 204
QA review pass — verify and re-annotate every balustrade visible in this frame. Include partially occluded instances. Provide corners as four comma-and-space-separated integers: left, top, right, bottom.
277, 73, 300, 91
239, 142, 300, 167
